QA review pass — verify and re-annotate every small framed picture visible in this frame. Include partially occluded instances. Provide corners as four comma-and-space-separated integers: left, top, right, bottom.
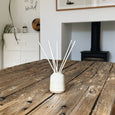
56, 0, 115, 11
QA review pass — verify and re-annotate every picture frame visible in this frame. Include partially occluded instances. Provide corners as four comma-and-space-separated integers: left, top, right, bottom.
56, 0, 115, 11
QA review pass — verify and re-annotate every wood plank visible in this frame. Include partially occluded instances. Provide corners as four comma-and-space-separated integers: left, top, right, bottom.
0, 60, 76, 98
70, 62, 112, 115
111, 104, 115, 115
0, 59, 48, 84
29, 81, 89, 115
27, 62, 102, 115
0, 60, 76, 84
0, 61, 77, 108
62, 61, 95, 84
0, 60, 47, 78
0, 61, 52, 97
28, 62, 112, 115
92, 63, 115, 115
0, 61, 93, 115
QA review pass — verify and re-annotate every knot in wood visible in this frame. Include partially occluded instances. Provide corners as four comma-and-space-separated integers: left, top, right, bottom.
89, 88, 96, 94
60, 113, 65, 115
61, 105, 67, 109
22, 107, 28, 111
0, 97, 6, 101
27, 101, 32, 104
0, 104, 3, 106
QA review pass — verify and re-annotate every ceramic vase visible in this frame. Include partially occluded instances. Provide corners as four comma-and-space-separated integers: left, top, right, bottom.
50, 72, 65, 93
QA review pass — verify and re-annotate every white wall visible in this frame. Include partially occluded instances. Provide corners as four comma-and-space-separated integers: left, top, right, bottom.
12, 0, 40, 32
0, 0, 40, 69
101, 21, 115, 62
62, 23, 72, 59
0, 0, 10, 69
71, 22, 91, 60
40, 0, 115, 61
71, 22, 115, 62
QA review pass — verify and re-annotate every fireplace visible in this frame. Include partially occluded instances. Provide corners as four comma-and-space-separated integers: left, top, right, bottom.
81, 22, 109, 62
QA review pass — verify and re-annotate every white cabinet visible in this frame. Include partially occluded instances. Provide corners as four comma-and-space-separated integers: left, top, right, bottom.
3, 51, 20, 68
3, 33, 40, 68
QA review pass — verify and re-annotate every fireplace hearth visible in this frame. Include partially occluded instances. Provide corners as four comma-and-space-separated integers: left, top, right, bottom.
81, 22, 109, 62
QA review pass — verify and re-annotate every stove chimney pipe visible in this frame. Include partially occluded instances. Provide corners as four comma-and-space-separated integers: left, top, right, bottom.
91, 22, 101, 52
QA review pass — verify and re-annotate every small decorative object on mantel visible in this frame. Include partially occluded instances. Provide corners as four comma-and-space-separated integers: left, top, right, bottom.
32, 18, 40, 31
56, 0, 115, 11
66, 0, 74, 5
38, 40, 76, 93
22, 26, 28, 33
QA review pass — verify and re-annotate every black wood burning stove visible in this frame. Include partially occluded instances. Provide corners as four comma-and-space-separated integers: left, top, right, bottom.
81, 22, 109, 62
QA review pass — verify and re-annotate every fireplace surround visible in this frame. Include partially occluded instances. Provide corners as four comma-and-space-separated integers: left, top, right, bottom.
81, 22, 109, 62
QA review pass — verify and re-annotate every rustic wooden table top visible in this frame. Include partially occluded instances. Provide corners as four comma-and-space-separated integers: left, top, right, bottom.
0, 60, 115, 115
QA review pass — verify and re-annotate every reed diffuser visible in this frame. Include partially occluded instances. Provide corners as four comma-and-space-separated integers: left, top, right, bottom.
38, 40, 76, 93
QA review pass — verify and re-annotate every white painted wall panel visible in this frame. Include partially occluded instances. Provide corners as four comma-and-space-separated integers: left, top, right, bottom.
71, 23, 91, 61
40, 0, 115, 62
0, 0, 10, 69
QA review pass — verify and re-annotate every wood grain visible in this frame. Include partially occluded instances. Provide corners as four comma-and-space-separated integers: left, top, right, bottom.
111, 104, 115, 115
0, 60, 77, 98
92, 64, 115, 115
0, 60, 50, 97
0, 61, 93, 115
28, 62, 104, 115
70, 62, 112, 115
0, 60, 115, 115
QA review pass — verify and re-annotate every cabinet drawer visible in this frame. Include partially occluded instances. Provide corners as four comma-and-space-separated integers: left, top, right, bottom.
20, 34, 39, 51
20, 51, 39, 64
4, 33, 39, 51
3, 51, 20, 68
4, 34, 20, 51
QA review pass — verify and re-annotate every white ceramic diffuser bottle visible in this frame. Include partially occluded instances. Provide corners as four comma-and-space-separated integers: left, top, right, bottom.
50, 72, 65, 93
38, 40, 76, 94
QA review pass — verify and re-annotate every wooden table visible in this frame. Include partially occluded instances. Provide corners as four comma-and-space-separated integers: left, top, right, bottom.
0, 60, 115, 115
